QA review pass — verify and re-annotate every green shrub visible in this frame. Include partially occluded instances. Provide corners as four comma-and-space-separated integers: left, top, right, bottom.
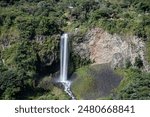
114, 70, 150, 99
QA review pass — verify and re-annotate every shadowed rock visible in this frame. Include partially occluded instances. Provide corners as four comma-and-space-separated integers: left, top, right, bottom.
71, 64, 122, 100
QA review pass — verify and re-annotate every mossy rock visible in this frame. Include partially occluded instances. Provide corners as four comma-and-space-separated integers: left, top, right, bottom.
32, 76, 69, 100
71, 64, 122, 100
37, 76, 54, 91
36, 87, 69, 100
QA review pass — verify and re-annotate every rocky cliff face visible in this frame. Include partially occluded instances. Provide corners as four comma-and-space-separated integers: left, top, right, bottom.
73, 28, 150, 71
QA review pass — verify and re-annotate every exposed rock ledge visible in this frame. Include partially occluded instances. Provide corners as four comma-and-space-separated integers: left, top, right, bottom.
73, 28, 150, 71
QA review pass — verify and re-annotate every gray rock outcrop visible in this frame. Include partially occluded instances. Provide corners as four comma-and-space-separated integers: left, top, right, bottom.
73, 28, 150, 71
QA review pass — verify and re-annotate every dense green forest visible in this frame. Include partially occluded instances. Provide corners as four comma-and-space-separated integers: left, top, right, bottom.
0, 0, 150, 99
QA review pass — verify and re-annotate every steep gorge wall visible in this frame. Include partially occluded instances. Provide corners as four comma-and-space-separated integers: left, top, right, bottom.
73, 28, 150, 71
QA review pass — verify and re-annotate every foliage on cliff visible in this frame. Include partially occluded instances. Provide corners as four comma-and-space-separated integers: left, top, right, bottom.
113, 68, 150, 99
0, 0, 150, 99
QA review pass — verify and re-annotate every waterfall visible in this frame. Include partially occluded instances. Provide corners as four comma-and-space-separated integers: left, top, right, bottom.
60, 33, 68, 82
59, 33, 76, 100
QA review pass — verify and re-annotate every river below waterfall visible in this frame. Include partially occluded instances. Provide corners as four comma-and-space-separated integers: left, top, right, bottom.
61, 81, 76, 100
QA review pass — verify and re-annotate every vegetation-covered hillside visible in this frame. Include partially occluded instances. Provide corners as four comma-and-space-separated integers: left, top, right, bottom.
0, 0, 150, 99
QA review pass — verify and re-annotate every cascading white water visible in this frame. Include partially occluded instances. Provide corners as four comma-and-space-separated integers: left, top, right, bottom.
60, 33, 68, 82
59, 33, 75, 100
